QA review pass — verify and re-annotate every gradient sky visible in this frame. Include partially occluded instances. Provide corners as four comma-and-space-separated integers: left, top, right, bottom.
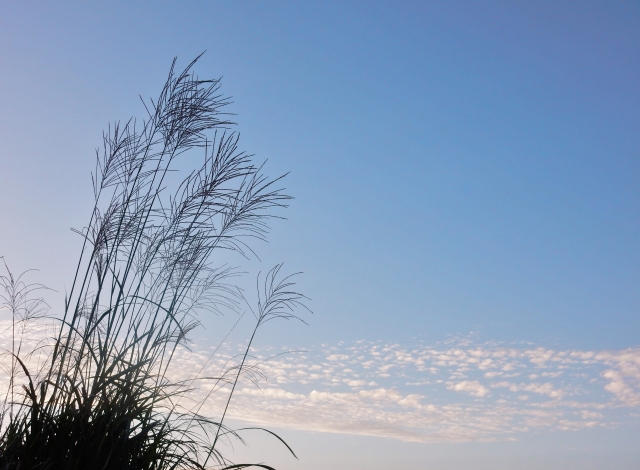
1, 2, 639, 469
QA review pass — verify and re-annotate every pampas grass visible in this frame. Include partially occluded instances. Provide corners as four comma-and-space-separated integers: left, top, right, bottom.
0, 55, 305, 470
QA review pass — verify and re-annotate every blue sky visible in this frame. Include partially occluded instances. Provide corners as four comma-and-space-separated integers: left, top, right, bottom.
1, 1, 639, 468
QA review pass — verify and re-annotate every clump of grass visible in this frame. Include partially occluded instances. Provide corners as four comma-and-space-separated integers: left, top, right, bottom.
0, 55, 305, 470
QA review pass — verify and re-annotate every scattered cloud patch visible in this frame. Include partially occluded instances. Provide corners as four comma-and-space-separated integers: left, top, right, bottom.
163, 337, 640, 443
1, 320, 639, 443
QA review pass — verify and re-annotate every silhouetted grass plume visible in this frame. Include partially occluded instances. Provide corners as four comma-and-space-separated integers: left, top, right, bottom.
0, 55, 305, 470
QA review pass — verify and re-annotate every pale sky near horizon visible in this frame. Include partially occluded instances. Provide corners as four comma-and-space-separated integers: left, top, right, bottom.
1, 1, 639, 468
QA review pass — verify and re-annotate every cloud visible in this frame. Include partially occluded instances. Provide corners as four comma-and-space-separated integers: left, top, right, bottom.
597, 349, 640, 406
159, 337, 640, 443
1, 319, 639, 443
326, 354, 349, 361
447, 381, 490, 397
491, 381, 564, 399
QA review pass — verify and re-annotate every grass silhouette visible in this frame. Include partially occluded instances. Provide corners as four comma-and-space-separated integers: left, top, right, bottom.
0, 55, 305, 470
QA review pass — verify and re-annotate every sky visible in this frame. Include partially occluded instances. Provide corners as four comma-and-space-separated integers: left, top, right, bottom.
0, 1, 639, 468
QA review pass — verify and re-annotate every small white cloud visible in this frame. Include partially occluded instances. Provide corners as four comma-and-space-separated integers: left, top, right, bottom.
327, 354, 349, 361
347, 380, 366, 388
447, 381, 490, 397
